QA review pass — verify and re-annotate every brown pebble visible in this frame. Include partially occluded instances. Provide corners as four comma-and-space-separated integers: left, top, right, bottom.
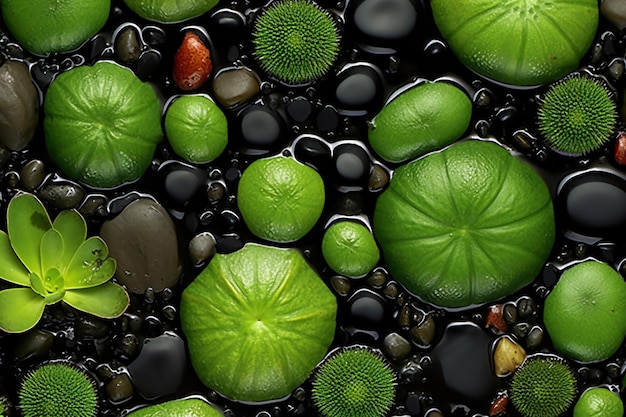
503, 303, 517, 325
39, 181, 85, 209
330, 276, 351, 296
409, 314, 435, 346
397, 305, 411, 328
0, 61, 39, 151
105, 373, 134, 403
383, 332, 412, 361
366, 269, 387, 287
189, 232, 217, 265
369, 164, 389, 191
115, 26, 142, 63
212, 67, 260, 109
20, 159, 45, 190
525, 325, 544, 350
13, 329, 54, 361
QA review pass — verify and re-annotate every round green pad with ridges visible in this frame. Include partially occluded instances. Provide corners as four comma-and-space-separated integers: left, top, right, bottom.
180, 244, 337, 402
430, 0, 598, 86
373, 140, 555, 308
123, 0, 219, 23
44, 62, 162, 188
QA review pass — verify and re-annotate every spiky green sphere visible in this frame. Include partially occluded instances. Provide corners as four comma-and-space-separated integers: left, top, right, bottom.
510, 356, 578, 417
252, 0, 340, 84
19, 361, 98, 417
311, 347, 396, 417
538, 75, 616, 155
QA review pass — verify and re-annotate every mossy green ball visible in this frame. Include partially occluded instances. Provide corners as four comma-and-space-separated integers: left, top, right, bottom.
44, 62, 162, 189
510, 356, 577, 417
430, 0, 598, 86
253, 0, 340, 84
312, 347, 395, 417
19, 362, 98, 417
543, 261, 626, 363
322, 221, 379, 277
538, 76, 616, 155
165, 95, 228, 164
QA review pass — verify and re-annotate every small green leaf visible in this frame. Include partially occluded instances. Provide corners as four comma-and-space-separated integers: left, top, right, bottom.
0, 287, 46, 333
40, 229, 64, 279
64, 237, 116, 289
29, 272, 47, 297
52, 209, 87, 269
7, 193, 52, 277
0, 231, 30, 286
64, 282, 129, 318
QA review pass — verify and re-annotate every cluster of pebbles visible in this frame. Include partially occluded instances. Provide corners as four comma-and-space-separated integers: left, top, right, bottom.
0, 0, 626, 416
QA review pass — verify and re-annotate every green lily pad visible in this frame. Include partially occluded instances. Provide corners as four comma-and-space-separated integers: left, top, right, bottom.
430, 0, 598, 86
368, 81, 472, 163
543, 261, 626, 362
44, 61, 162, 188
373, 140, 555, 308
123, 0, 219, 23
181, 244, 337, 402
126, 398, 223, 417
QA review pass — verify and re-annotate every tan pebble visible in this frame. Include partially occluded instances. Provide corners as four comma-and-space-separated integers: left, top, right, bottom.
493, 336, 526, 377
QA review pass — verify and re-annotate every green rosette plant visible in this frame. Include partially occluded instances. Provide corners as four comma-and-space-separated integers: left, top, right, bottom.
373, 140, 555, 308
0, 193, 129, 333
180, 243, 337, 402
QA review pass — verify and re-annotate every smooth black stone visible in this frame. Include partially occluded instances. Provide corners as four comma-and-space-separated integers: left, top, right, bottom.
564, 175, 626, 230
334, 144, 370, 181
136, 50, 161, 81
335, 67, 381, 108
348, 289, 387, 325
164, 169, 203, 203
210, 9, 245, 34
287, 97, 312, 122
352, 0, 417, 39
428, 322, 501, 405
240, 105, 282, 146
293, 136, 332, 172
316, 105, 339, 131
127, 332, 186, 399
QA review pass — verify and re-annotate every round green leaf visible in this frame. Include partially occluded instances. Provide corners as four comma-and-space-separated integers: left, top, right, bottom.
126, 398, 223, 417
123, 0, 219, 22
543, 261, 626, 362
430, 0, 598, 86
368, 81, 472, 163
44, 61, 162, 188
373, 140, 555, 308
165, 95, 228, 164
0, 287, 45, 333
181, 244, 337, 402
321, 221, 380, 277
237, 156, 326, 242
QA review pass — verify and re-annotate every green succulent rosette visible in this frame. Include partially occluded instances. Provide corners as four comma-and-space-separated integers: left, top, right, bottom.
180, 244, 337, 402
44, 61, 162, 189
373, 140, 555, 308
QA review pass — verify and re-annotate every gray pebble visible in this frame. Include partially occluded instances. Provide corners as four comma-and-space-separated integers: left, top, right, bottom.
39, 181, 85, 209
503, 303, 517, 325
189, 231, 217, 265
335, 72, 377, 107
20, 159, 45, 190
0, 61, 39, 151
602, 0, 626, 30
165, 169, 202, 203
383, 332, 412, 361
241, 107, 281, 145
335, 146, 369, 180
79, 195, 108, 217
100, 198, 181, 294
525, 325, 544, 350
353, 0, 417, 39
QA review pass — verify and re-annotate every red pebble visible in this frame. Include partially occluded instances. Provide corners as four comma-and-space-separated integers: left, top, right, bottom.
485, 304, 507, 333
489, 395, 509, 417
614, 132, 626, 165
173, 32, 212, 91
